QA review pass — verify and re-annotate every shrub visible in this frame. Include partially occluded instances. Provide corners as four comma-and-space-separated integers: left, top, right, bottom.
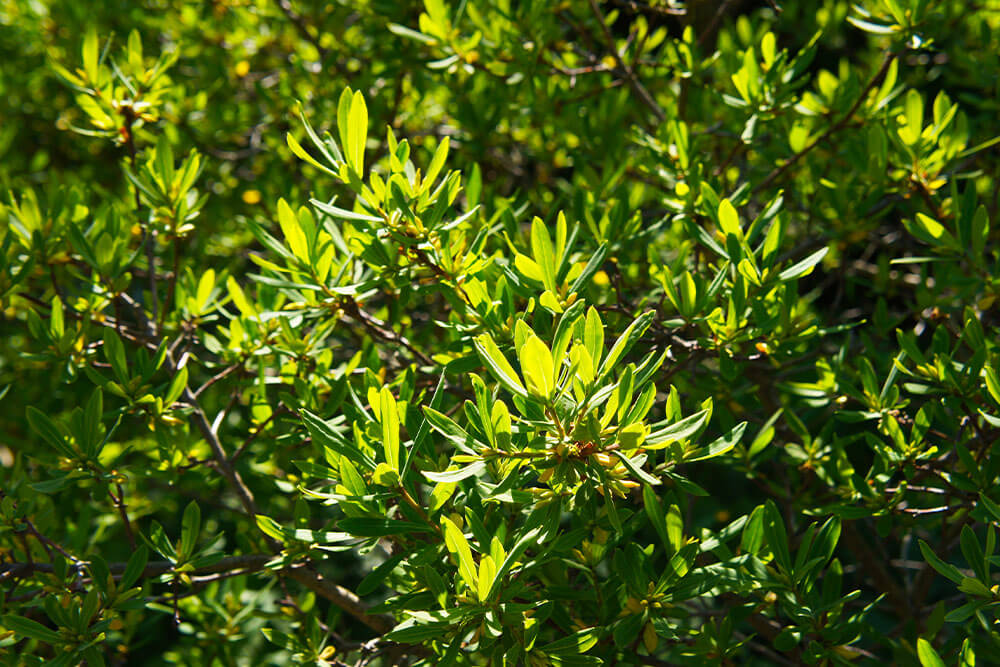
1, 1, 999, 664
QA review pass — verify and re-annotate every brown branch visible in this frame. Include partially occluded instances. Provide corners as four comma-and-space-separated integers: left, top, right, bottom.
3, 553, 396, 635
275, 0, 328, 61
752, 51, 898, 196
695, 0, 740, 48
340, 297, 435, 368
109, 483, 137, 550
840, 521, 912, 623
1, 553, 270, 580
122, 108, 159, 334
286, 565, 395, 634
586, 0, 666, 124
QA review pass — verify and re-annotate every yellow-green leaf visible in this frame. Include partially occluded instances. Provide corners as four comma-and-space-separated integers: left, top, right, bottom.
718, 199, 742, 239
518, 334, 555, 400
442, 516, 477, 592
277, 199, 309, 262
347, 91, 368, 174
474, 335, 528, 399
380, 386, 400, 472
477, 554, 497, 602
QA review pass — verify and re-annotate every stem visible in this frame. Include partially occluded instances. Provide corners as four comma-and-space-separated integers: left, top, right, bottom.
587, 0, 666, 124
752, 50, 898, 196
109, 482, 137, 550
123, 110, 159, 333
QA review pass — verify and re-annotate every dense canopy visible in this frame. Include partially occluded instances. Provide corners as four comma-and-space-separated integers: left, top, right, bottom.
1, 1, 1000, 665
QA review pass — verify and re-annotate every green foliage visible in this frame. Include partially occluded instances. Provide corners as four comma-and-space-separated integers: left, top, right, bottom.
2, 0, 1000, 664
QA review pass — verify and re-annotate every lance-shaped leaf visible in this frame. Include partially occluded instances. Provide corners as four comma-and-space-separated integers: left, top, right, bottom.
477, 554, 497, 602
518, 334, 555, 400
474, 335, 528, 399
530, 217, 557, 292
277, 199, 309, 263
646, 409, 711, 447
347, 90, 368, 174
442, 516, 477, 592
1, 614, 62, 644
599, 311, 654, 380
380, 386, 400, 472
686, 422, 747, 462
424, 460, 486, 483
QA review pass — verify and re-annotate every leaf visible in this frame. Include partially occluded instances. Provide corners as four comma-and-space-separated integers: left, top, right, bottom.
530, 217, 557, 292
613, 451, 659, 486
277, 199, 309, 262
569, 243, 608, 294
477, 554, 497, 602
686, 422, 747, 462
984, 366, 1000, 406
741, 506, 765, 555
540, 628, 601, 655
380, 386, 400, 472
487, 525, 544, 600
423, 460, 486, 483
2, 614, 62, 644
195, 268, 215, 311
442, 516, 477, 592
261, 627, 302, 651
763, 500, 792, 573
287, 131, 336, 175
179, 501, 201, 560
919, 539, 964, 584
666, 504, 683, 552
300, 409, 372, 469
384, 620, 453, 643
718, 199, 742, 239
423, 136, 450, 193
311, 197, 382, 223
82, 27, 99, 82
979, 492, 1000, 522
584, 306, 605, 369
338, 518, 434, 537
164, 366, 188, 406
103, 329, 129, 386
147, 520, 178, 561
357, 553, 406, 596
903, 88, 924, 145
778, 247, 828, 281
474, 335, 528, 399
422, 406, 479, 454
646, 409, 711, 447
960, 525, 988, 583
599, 311, 654, 380
49, 295, 64, 339
518, 334, 555, 400
27, 407, 75, 459
643, 487, 671, 555
255, 515, 287, 544
917, 638, 946, 667
120, 545, 149, 590
347, 90, 368, 174
908, 213, 959, 251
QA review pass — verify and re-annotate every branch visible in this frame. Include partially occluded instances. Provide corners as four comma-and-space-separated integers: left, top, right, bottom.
3, 554, 395, 635
752, 50, 898, 196
286, 565, 395, 634
340, 297, 435, 368
113, 283, 396, 637
275, 0, 328, 61
0, 553, 271, 580
586, 0, 666, 123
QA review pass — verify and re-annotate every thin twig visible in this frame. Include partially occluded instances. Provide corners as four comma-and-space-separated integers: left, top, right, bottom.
752, 51, 898, 196
586, 0, 666, 123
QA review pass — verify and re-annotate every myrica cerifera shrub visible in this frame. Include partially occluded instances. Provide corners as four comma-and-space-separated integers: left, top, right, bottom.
2, 1, 1000, 665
